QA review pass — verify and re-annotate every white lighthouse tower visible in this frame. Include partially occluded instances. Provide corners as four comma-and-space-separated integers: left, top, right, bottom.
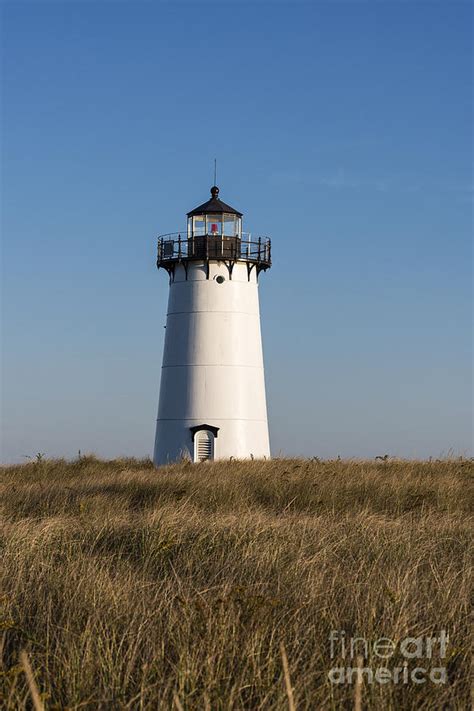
153, 185, 272, 465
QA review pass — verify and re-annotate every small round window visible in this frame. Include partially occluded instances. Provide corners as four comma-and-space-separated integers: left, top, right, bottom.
216, 275, 225, 284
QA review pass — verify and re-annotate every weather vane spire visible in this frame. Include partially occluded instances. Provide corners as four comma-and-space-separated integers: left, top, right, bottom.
214, 158, 217, 187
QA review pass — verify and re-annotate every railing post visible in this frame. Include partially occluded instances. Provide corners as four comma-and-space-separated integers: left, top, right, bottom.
178, 235, 181, 260
258, 237, 261, 263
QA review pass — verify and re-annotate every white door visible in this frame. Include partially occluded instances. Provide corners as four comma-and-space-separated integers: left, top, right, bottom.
194, 430, 214, 462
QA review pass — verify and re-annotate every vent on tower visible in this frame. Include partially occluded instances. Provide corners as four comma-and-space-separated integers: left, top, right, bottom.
195, 430, 214, 462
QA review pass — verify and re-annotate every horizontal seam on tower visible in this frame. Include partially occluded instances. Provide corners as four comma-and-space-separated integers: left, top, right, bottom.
161, 364, 263, 369
156, 418, 268, 422
166, 310, 258, 316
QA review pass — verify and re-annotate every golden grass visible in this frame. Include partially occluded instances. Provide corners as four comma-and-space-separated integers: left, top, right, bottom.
0, 456, 472, 709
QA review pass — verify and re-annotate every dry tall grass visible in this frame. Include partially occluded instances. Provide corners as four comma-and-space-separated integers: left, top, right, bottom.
0, 456, 472, 709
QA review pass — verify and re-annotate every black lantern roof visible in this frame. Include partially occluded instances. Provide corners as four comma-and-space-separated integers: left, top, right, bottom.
187, 186, 243, 218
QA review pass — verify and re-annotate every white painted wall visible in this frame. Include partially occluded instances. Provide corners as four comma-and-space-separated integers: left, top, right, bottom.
153, 260, 270, 465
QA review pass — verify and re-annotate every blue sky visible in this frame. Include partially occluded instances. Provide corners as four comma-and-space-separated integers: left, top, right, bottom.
2, 1, 472, 462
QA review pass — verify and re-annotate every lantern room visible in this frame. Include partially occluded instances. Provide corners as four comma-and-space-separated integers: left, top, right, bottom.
156, 185, 271, 278
187, 185, 242, 238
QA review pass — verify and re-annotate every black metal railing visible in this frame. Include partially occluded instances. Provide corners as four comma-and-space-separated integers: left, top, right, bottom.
157, 232, 271, 269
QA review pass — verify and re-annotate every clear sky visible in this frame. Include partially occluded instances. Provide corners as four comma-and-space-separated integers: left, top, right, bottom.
1, 1, 472, 463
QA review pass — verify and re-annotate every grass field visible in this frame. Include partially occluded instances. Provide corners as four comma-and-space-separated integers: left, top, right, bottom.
0, 456, 472, 710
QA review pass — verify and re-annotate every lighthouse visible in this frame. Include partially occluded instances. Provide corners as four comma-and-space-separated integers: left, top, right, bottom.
153, 185, 272, 465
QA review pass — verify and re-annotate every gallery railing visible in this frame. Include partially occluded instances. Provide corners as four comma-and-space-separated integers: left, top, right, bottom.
157, 232, 271, 269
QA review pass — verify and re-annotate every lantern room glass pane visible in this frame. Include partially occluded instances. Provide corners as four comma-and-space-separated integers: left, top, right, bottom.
206, 215, 222, 235
192, 216, 205, 236
223, 214, 237, 236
